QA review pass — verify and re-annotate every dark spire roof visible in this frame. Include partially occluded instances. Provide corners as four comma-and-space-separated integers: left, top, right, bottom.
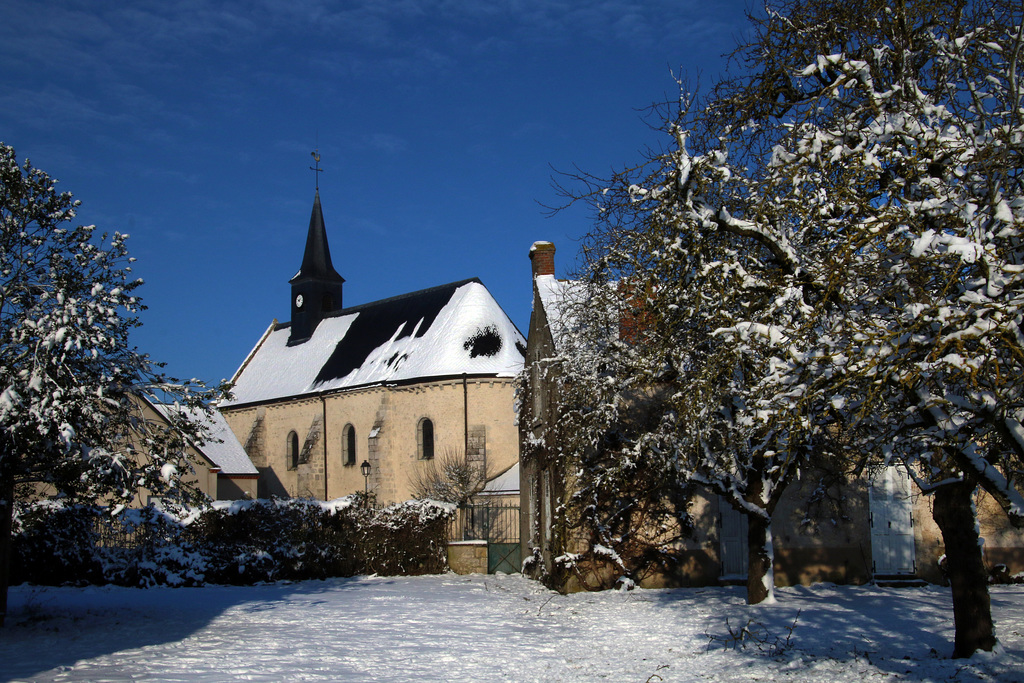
290, 191, 345, 285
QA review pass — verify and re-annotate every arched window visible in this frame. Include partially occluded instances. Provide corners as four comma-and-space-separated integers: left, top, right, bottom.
322, 293, 335, 314
417, 418, 435, 460
342, 423, 356, 466
287, 431, 299, 470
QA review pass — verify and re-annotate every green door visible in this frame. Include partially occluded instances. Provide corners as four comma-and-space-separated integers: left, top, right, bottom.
488, 542, 521, 573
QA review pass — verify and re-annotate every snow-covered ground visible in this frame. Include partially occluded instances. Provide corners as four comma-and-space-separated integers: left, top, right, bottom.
2, 575, 1023, 682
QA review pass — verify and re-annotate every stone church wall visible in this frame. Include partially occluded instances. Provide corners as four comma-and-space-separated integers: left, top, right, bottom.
221, 376, 519, 505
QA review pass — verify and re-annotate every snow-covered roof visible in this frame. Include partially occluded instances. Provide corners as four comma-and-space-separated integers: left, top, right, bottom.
198, 410, 259, 475
152, 403, 258, 476
534, 273, 581, 352
223, 279, 525, 407
480, 462, 519, 496
535, 274, 567, 324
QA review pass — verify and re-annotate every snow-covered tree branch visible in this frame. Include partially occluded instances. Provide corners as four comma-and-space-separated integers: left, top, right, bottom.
550, 0, 1023, 656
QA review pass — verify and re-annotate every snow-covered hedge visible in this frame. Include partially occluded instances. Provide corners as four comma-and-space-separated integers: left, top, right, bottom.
11, 497, 455, 587
10, 502, 106, 586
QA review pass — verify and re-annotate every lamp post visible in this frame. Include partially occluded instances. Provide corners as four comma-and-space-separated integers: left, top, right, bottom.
360, 460, 371, 506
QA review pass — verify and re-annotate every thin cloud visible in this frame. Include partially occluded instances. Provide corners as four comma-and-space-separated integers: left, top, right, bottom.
360, 133, 410, 155
0, 85, 134, 131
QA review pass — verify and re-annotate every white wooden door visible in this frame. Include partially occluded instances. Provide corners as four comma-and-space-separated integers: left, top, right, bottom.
719, 498, 749, 578
869, 465, 917, 575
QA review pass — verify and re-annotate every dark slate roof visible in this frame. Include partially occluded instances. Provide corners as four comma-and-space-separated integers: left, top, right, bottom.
223, 279, 525, 406
313, 278, 474, 384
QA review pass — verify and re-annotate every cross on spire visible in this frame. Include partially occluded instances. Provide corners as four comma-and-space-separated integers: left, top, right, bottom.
310, 150, 323, 191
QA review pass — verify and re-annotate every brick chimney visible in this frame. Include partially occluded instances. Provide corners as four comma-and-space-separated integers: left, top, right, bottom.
530, 241, 555, 278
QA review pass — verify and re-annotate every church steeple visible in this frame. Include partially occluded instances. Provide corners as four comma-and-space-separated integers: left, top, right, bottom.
288, 190, 345, 345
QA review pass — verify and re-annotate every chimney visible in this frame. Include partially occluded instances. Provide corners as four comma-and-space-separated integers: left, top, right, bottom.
530, 241, 555, 278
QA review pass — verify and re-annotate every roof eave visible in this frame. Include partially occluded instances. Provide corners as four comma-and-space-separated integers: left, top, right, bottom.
220, 371, 514, 411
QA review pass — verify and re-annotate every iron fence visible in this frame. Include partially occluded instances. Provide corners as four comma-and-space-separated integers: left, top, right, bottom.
93, 517, 145, 549
448, 503, 519, 544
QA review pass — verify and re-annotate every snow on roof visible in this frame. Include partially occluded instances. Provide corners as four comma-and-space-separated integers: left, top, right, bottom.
480, 462, 519, 496
153, 404, 258, 475
536, 274, 567, 322
535, 273, 582, 352
223, 279, 525, 407
199, 410, 259, 475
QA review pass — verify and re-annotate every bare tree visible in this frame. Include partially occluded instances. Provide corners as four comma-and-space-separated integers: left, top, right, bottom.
409, 448, 487, 506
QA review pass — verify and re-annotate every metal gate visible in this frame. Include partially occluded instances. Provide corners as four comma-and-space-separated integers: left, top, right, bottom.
450, 503, 521, 573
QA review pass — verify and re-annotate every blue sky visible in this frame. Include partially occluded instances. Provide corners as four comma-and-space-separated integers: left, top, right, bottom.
2, 0, 752, 387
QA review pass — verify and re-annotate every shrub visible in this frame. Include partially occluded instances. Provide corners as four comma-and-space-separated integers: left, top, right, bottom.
11, 502, 104, 586
10, 497, 456, 587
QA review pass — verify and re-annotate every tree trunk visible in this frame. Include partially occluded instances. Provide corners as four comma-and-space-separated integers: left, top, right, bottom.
0, 472, 13, 628
746, 513, 774, 604
932, 477, 996, 658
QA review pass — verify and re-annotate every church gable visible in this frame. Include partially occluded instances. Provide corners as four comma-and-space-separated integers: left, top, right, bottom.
224, 279, 525, 407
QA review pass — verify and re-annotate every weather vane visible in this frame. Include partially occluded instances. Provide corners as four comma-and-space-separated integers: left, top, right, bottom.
310, 150, 323, 191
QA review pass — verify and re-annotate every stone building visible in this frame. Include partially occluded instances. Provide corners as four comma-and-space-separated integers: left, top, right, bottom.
120, 398, 258, 506
219, 192, 524, 504
519, 241, 1024, 591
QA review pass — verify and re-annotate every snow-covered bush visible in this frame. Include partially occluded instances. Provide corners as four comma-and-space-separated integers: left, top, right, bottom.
357, 499, 455, 576
101, 506, 206, 587
10, 497, 455, 587
13, 501, 204, 587
192, 497, 360, 583
10, 502, 104, 586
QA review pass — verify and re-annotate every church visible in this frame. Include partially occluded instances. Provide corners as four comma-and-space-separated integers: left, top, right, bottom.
219, 190, 525, 503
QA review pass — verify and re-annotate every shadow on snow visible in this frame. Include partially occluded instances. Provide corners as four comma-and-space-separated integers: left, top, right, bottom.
642, 582, 1023, 675
0, 578, 371, 681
